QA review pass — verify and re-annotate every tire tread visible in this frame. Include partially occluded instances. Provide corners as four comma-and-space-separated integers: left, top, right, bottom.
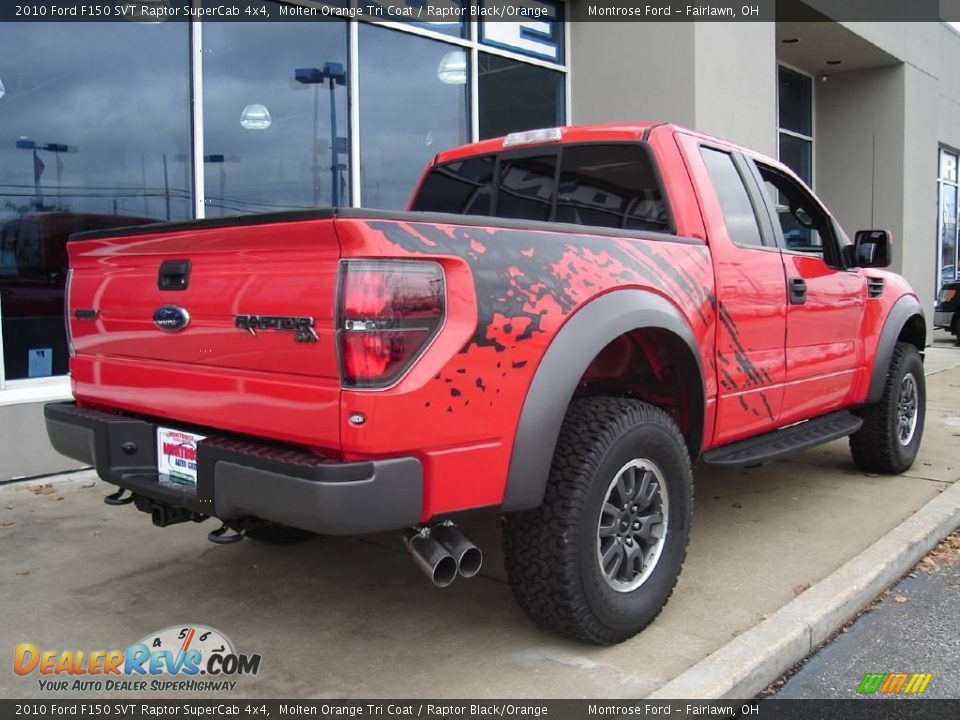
502, 397, 692, 645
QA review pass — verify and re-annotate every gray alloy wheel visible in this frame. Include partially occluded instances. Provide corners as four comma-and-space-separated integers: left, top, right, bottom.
596, 458, 669, 593
896, 373, 919, 446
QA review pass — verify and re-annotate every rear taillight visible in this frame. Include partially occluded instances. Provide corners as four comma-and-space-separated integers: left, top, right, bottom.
64, 268, 75, 358
337, 260, 445, 388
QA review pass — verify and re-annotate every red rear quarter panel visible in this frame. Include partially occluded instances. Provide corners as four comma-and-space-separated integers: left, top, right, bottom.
335, 215, 716, 518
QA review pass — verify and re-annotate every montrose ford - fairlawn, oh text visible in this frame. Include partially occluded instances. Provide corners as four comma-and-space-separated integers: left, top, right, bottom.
587, 4, 760, 16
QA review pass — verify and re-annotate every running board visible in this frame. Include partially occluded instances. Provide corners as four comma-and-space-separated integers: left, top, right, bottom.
702, 411, 863, 467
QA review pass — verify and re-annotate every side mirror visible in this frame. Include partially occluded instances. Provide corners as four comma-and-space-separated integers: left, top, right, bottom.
854, 230, 892, 268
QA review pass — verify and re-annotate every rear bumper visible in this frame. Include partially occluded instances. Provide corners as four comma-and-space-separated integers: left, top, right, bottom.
934, 310, 954, 328
43, 402, 423, 535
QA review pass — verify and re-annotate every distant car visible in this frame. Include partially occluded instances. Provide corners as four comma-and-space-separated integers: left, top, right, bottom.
935, 278, 960, 345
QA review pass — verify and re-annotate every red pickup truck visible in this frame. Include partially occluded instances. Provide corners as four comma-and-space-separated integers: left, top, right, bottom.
45, 123, 926, 644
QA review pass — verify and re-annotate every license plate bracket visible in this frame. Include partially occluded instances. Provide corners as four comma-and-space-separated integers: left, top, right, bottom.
156, 427, 207, 487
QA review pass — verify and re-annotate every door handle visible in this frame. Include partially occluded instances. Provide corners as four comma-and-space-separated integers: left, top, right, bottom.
158, 259, 191, 291
789, 278, 807, 305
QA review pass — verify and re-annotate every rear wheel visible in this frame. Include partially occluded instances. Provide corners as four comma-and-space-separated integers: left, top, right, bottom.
850, 342, 925, 474
502, 397, 693, 645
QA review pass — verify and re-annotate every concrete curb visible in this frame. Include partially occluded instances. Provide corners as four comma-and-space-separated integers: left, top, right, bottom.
648, 480, 960, 699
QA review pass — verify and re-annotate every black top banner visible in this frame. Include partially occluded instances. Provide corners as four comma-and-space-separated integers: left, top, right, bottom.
3, 700, 960, 719
1, 0, 959, 23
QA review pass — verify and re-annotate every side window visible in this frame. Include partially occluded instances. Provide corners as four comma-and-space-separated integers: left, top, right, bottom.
496, 154, 557, 221
410, 155, 495, 215
756, 163, 843, 266
700, 147, 764, 247
556, 144, 670, 232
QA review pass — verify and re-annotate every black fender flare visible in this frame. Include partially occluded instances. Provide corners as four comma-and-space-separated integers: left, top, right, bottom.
866, 294, 926, 404
501, 289, 706, 512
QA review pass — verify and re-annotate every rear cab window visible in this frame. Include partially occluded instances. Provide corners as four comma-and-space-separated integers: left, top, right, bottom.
411, 143, 673, 234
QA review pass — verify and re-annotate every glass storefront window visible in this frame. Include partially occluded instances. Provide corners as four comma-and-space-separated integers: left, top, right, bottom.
939, 149, 960, 286
0, 22, 191, 382
359, 25, 469, 210
777, 66, 814, 187
941, 151, 958, 183
373, 0, 468, 37
202, 17, 349, 214
0, 15, 567, 390
479, 1, 564, 63
778, 132, 813, 186
940, 180, 958, 284
478, 54, 564, 140
778, 65, 812, 137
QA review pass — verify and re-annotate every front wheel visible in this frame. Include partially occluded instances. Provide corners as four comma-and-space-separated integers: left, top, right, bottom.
850, 342, 925, 474
502, 397, 693, 645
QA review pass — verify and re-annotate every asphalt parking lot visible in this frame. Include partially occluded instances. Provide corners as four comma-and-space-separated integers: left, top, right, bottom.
2, 340, 958, 699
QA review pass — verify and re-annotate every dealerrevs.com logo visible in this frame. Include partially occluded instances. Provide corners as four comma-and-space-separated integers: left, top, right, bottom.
14, 625, 262, 693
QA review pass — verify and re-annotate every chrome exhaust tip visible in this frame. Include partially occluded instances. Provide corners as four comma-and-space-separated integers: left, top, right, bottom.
432, 523, 483, 579
404, 528, 458, 588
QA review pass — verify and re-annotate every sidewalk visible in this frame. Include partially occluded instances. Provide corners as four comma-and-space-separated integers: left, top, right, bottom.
1, 343, 958, 699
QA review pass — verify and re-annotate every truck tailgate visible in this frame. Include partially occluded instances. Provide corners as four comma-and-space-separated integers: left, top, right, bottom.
67, 217, 342, 450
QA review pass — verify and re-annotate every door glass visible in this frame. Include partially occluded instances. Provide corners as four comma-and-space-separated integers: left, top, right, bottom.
699, 148, 763, 247
757, 163, 847, 267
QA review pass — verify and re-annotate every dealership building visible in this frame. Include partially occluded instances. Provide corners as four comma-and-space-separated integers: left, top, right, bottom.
1, 2, 960, 478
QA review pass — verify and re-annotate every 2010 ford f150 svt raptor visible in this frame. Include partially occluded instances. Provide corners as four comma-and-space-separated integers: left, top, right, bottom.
45, 123, 927, 644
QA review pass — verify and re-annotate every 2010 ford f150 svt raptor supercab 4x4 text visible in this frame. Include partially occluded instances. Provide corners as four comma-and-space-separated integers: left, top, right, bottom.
45, 123, 927, 644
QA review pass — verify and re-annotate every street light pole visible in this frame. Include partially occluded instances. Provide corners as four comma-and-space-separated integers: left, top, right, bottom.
295, 63, 347, 208
15, 139, 77, 211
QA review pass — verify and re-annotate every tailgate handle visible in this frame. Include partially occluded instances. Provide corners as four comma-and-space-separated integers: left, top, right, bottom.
158, 260, 191, 291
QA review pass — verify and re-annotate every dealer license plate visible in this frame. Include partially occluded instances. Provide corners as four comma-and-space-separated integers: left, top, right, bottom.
157, 427, 206, 486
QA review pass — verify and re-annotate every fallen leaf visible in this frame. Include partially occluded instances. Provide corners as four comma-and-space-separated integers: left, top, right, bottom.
1, 521, 15, 527
81, 482, 96, 489
4, 505, 12, 510
892, 595, 908, 603
732, 502, 743, 509
29, 484, 56, 495
793, 583, 810, 594
15, 570, 30, 576
54, 496, 64, 501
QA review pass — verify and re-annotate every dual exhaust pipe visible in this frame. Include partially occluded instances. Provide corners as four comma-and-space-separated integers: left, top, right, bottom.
404, 523, 482, 588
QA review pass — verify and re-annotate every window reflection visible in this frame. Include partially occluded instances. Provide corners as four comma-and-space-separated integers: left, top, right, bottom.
0, 22, 190, 380
478, 53, 564, 140
202, 17, 349, 214
360, 25, 468, 210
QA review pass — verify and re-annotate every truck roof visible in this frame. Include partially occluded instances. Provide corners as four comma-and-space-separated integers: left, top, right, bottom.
434, 122, 664, 164
432, 121, 792, 187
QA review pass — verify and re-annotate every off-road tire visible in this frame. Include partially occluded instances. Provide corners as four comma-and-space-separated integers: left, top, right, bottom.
850, 342, 925, 474
244, 522, 318, 544
502, 397, 693, 645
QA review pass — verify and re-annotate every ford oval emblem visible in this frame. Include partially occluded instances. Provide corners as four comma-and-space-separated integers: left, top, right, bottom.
153, 305, 190, 332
